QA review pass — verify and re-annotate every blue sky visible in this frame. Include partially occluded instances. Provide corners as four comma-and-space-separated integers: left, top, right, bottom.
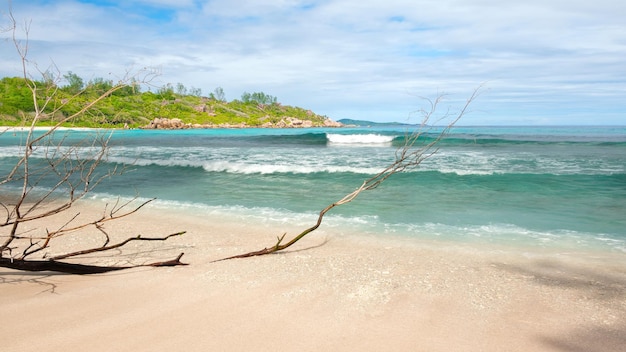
1, 0, 625, 125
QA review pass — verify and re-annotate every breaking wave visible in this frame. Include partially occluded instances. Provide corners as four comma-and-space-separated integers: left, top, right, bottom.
326, 133, 397, 145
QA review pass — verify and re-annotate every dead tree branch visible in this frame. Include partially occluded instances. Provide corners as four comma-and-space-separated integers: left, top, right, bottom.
0, 251, 187, 275
0, 9, 186, 274
217, 87, 482, 261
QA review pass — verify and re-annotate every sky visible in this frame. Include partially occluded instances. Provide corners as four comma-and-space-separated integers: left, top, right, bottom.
1, 0, 625, 125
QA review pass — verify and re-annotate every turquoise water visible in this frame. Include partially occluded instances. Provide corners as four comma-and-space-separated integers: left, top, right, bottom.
1, 126, 625, 252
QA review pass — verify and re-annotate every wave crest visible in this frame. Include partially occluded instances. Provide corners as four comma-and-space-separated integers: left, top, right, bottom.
327, 133, 395, 145
201, 161, 381, 174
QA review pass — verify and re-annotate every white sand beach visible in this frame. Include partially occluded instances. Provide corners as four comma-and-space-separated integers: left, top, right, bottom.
1, 200, 625, 351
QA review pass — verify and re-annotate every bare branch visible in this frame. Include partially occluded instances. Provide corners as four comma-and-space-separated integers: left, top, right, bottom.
0, 252, 188, 275
218, 86, 483, 261
50, 231, 186, 261
0, 9, 186, 273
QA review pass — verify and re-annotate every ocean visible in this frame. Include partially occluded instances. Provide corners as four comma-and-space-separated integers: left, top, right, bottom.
1, 125, 625, 253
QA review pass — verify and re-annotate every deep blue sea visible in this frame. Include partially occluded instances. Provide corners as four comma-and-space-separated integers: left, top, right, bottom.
2, 125, 625, 252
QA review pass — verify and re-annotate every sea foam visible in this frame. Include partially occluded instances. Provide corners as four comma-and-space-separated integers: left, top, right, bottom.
327, 133, 395, 145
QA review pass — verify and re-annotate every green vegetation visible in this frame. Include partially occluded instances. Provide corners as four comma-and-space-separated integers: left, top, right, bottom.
0, 75, 335, 128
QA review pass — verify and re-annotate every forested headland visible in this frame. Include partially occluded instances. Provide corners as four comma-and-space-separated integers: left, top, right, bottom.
0, 74, 341, 129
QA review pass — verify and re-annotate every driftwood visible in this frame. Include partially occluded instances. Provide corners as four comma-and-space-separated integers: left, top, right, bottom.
0, 196, 188, 274
216, 87, 482, 261
0, 11, 186, 275
0, 252, 186, 275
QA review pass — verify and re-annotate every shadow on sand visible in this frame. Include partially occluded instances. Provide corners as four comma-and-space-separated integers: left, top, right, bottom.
494, 258, 626, 352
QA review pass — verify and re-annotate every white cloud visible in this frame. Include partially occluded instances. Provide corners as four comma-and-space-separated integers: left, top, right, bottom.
1, 0, 625, 124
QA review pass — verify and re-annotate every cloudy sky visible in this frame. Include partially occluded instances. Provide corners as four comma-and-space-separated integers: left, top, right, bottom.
2, 0, 625, 125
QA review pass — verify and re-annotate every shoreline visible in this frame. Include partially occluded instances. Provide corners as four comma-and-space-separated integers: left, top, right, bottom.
2, 199, 625, 351
0, 116, 347, 132
0, 125, 348, 133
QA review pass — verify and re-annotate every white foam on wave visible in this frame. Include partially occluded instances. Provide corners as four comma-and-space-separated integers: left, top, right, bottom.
100, 142, 626, 176
0, 146, 23, 157
435, 168, 496, 176
1, 145, 116, 160
107, 145, 391, 174
422, 150, 625, 176
201, 160, 382, 174
327, 133, 395, 145
84, 192, 626, 253
381, 222, 626, 252
138, 198, 381, 231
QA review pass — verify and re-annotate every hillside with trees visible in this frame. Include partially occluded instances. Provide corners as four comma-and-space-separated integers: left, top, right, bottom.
0, 74, 341, 129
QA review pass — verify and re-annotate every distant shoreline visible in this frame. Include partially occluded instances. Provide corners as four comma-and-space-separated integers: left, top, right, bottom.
0, 122, 349, 132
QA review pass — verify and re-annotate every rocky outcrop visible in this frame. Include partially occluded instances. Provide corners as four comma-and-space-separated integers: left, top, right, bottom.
145, 118, 191, 129
322, 118, 344, 127
269, 117, 313, 128
255, 117, 344, 128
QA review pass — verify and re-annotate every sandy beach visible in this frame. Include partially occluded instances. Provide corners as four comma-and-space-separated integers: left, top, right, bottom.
1, 199, 625, 352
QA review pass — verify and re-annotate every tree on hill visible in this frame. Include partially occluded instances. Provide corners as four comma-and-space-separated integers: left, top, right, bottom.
212, 86, 226, 102
86, 77, 113, 93
62, 71, 84, 94
241, 91, 278, 105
